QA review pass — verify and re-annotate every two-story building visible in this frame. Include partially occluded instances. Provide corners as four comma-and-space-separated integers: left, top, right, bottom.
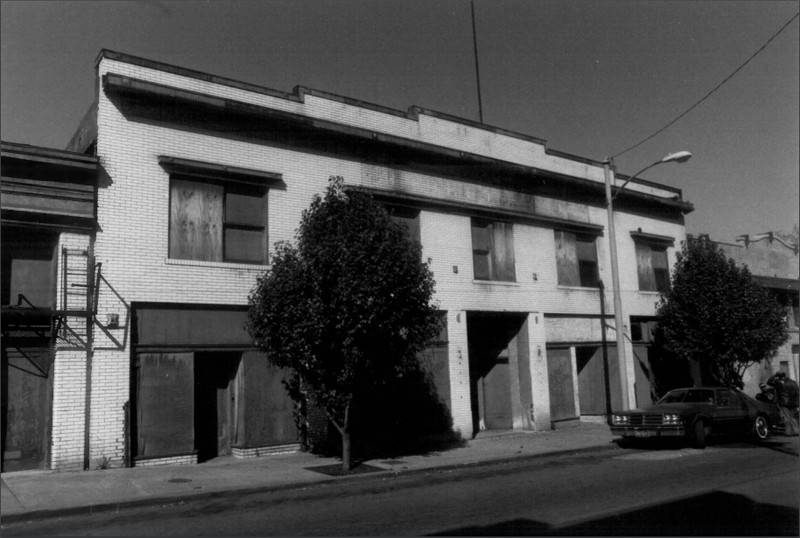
714, 234, 800, 393
1, 142, 98, 472
7, 50, 694, 471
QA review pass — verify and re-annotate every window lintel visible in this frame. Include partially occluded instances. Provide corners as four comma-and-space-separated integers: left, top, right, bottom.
630, 231, 674, 247
159, 155, 284, 188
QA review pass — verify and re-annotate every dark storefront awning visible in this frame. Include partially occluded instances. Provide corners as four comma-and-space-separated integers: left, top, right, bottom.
134, 304, 253, 350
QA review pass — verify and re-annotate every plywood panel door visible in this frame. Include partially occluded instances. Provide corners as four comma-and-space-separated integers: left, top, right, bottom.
483, 358, 513, 429
547, 348, 577, 421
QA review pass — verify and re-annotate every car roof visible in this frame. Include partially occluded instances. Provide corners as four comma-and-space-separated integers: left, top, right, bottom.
668, 387, 736, 390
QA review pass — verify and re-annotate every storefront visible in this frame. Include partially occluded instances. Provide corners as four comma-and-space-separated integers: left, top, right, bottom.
131, 304, 297, 465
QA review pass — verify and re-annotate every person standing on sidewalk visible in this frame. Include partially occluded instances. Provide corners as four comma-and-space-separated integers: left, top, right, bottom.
767, 372, 799, 436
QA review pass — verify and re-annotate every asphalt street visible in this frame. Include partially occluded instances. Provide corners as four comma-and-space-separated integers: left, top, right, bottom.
3, 437, 797, 536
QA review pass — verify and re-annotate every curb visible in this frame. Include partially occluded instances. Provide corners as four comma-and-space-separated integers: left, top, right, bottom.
0, 443, 619, 525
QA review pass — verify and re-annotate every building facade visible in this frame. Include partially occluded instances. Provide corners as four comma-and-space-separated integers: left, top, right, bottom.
7, 50, 694, 471
1, 142, 99, 472
714, 235, 800, 392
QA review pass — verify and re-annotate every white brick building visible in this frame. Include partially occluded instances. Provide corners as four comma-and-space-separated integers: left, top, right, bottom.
16, 50, 693, 470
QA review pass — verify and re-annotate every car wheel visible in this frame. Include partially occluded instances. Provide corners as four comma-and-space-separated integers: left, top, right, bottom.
692, 419, 706, 449
752, 415, 769, 441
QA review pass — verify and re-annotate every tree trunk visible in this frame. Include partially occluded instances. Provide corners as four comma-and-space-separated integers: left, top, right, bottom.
340, 399, 352, 474
341, 430, 351, 475
689, 358, 703, 386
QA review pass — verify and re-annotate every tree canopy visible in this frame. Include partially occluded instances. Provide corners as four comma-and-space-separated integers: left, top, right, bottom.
247, 177, 442, 472
656, 237, 788, 388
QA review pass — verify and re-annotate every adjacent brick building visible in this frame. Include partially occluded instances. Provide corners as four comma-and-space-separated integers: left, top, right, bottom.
1, 142, 99, 472
4, 50, 695, 470
714, 234, 800, 392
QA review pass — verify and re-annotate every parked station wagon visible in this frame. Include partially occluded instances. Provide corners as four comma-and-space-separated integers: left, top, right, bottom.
610, 387, 783, 448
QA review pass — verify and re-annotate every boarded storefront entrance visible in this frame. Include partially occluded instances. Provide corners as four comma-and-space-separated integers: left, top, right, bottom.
1, 330, 53, 472
132, 305, 296, 464
2, 227, 59, 471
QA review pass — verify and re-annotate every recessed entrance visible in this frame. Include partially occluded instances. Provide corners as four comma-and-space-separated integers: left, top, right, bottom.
194, 352, 241, 463
467, 312, 529, 433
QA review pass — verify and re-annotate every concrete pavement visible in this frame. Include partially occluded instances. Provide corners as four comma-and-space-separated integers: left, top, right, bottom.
1, 421, 616, 524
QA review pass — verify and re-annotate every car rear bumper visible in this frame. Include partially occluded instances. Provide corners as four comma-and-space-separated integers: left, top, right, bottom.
610, 426, 686, 438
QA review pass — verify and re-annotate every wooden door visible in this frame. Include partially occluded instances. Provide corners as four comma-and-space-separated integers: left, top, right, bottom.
576, 346, 622, 415
483, 358, 512, 429
1, 343, 52, 471
547, 348, 577, 421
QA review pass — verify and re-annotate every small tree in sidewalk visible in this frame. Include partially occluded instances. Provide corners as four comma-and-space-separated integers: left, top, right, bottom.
656, 236, 788, 388
247, 177, 442, 473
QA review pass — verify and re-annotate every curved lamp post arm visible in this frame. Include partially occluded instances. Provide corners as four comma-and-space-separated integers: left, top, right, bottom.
609, 151, 692, 203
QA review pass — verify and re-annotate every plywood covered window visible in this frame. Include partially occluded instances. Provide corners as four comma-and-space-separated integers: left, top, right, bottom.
387, 205, 421, 244
555, 230, 599, 288
170, 178, 267, 264
635, 242, 670, 292
471, 218, 515, 282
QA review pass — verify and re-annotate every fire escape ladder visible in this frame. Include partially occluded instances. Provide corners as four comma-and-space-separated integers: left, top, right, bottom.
58, 248, 94, 349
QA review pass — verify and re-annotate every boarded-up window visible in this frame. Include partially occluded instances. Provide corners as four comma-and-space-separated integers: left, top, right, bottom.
170, 179, 266, 264
136, 353, 195, 458
471, 219, 515, 282
555, 230, 599, 287
387, 206, 421, 244
635, 242, 670, 292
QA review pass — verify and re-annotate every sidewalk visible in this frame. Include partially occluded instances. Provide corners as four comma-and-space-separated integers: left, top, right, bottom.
1, 422, 616, 524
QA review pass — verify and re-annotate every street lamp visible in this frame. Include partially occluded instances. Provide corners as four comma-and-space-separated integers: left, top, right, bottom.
603, 151, 692, 410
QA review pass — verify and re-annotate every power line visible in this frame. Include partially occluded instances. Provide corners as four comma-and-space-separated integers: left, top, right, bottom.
611, 11, 800, 160
471, 1, 484, 124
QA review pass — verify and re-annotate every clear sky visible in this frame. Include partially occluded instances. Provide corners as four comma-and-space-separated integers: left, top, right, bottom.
1, 0, 798, 242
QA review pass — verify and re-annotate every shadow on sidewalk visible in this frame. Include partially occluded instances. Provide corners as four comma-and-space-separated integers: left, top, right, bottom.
430, 490, 799, 536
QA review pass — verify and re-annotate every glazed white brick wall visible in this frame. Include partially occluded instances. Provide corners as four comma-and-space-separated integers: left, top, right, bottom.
446, 310, 472, 438
88, 349, 128, 469
50, 233, 91, 471
526, 314, 552, 429
90, 54, 688, 450
51, 349, 87, 471
135, 455, 197, 467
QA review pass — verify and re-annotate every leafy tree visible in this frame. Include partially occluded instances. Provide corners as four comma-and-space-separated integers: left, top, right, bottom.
656, 237, 788, 388
247, 177, 442, 473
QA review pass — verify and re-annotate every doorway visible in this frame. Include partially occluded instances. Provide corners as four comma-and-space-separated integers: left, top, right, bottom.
194, 352, 241, 462
467, 313, 527, 433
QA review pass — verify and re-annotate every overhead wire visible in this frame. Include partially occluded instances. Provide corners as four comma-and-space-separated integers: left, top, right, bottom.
611, 11, 800, 160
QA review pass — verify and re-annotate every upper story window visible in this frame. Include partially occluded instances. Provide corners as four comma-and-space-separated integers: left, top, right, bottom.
170, 179, 267, 264
555, 230, 599, 288
635, 242, 669, 292
160, 156, 281, 266
630, 232, 674, 293
387, 205, 421, 245
471, 218, 515, 282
